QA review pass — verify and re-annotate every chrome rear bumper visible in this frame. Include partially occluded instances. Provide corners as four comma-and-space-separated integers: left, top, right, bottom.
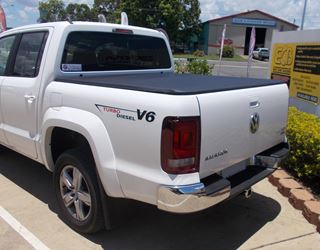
157, 142, 289, 213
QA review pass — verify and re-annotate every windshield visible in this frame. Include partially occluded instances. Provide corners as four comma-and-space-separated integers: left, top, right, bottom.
61, 31, 171, 72
260, 49, 269, 52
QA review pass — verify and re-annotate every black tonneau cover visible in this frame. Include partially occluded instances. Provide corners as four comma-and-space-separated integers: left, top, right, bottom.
56, 73, 284, 95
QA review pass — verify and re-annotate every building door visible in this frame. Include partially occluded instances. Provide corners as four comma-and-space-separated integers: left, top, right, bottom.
244, 27, 267, 55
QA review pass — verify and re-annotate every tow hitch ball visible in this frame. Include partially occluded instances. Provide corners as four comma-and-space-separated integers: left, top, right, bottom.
243, 188, 252, 198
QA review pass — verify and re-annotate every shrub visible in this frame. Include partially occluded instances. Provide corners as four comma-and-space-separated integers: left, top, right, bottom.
193, 50, 205, 57
187, 59, 213, 75
219, 45, 234, 58
175, 59, 213, 75
284, 107, 320, 177
174, 61, 188, 74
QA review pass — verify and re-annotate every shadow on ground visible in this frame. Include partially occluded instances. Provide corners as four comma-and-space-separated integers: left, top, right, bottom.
0, 148, 281, 250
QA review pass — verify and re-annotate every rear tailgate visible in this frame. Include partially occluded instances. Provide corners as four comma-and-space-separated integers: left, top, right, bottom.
197, 83, 288, 178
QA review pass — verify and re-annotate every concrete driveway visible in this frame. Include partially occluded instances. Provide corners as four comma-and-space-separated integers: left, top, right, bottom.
0, 148, 319, 250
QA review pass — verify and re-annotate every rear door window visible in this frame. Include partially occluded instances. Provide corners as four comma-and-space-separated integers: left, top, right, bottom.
0, 35, 15, 76
12, 32, 48, 77
61, 31, 171, 72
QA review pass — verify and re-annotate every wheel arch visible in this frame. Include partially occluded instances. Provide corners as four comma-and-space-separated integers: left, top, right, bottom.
41, 107, 124, 197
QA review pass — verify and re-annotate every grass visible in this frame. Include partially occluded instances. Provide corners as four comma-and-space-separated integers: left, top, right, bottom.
174, 53, 247, 62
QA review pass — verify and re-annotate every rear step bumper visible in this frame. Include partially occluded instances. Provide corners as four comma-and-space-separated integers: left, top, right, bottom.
157, 142, 289, 213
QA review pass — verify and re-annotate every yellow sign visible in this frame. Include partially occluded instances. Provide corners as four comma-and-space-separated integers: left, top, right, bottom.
271, 43, 320, 105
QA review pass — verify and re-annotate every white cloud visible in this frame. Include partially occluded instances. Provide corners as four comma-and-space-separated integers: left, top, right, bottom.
18, 10, 28, 20
15, 0, 38, 7
6, 0, 94, 8
199, 0, 320, 29
6, 14, 14, 20
24, 6, 38, 13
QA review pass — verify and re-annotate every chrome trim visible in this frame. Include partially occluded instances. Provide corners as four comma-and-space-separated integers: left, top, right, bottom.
250, 113, 260, 134
158, 183, 230, 213
157, 142, 289, 213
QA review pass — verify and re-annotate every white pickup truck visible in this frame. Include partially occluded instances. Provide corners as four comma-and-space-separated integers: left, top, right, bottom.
0, 21, 289, 233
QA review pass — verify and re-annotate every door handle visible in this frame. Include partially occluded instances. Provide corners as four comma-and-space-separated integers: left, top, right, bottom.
24, 94, 36, 104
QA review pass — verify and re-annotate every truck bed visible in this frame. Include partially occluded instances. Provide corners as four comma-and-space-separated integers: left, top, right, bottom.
56, 73, 283, 95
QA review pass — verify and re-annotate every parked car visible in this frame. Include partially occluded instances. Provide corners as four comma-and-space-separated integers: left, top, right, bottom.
253, 48, 269, 60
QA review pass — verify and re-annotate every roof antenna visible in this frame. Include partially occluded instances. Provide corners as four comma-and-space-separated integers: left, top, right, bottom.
98, 14, 107, 23
121, 12, 128, 25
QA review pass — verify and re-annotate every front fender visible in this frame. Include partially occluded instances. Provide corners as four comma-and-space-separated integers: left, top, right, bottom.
41, 107, 124, 197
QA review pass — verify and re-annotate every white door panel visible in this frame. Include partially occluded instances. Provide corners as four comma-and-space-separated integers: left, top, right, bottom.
0, 31, 49, 158
1, 77, 39, 157
0, 77, 8, 144
0, 35, 16, 145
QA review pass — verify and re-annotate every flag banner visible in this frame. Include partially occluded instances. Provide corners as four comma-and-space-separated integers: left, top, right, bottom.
247, 26, 256, 77
218, 24, 227, 75
0, 6, 7, 32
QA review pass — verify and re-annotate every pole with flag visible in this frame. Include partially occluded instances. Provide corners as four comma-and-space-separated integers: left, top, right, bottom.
247, 26, 256, 78
0, 5, 7, 33
218, 24, 226, 76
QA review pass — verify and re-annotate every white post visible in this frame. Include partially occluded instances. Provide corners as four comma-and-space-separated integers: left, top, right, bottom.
218, 24, 226, 76
247, 26, 256, 78
301, 0, 308, 30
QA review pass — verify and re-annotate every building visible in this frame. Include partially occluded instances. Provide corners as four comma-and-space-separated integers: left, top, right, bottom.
200, 10, 298, 55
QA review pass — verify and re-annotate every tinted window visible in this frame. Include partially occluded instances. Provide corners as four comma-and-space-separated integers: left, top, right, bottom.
61, 31, 171, 72
13, 32, 47, 77
0, 36, 15, 76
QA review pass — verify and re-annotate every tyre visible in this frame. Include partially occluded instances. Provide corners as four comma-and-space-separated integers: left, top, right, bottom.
0, 144, 8, 152
53, 148, 104, 233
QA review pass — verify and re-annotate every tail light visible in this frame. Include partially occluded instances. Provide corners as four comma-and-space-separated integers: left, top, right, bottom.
161, 116, 200, 174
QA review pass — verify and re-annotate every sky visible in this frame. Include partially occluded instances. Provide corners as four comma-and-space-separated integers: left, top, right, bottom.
1, 0, 320, 29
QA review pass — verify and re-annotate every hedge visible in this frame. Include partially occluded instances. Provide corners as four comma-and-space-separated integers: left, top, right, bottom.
217, 45, 234, 58
284, 107, 320, 177
192, 50, 205, 57
175, 59, 213, 75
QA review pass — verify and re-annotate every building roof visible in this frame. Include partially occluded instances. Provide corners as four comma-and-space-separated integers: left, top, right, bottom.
204, 9, 299, 28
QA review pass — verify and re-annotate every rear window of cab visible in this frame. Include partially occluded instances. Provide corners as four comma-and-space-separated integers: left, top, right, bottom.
61, 31, 171, 72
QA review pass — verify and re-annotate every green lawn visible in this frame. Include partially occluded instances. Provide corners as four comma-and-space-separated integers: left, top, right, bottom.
174, 54, 246, 62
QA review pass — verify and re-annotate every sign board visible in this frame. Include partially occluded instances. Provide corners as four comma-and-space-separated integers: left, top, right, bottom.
232, 18, 276, 27
270, 43, 320, 105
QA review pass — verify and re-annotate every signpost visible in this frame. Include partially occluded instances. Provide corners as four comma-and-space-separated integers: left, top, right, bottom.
232, 18, 276, 27
270, 30, 320, 116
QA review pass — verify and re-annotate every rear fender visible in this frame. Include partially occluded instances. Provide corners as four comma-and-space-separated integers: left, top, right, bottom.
41, 107, 124, 197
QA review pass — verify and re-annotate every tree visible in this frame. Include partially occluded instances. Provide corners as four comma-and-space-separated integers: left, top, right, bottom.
38, 0, 201, 47
65, 3, 93, 21
116, 0, 201, 44
92, 0, 121, 23
38, 0, 66, 22
178, 0, 201, 45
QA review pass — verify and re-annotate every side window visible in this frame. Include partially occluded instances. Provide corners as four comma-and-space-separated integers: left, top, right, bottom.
13, 32, 47, 77
0, 35, 15, 76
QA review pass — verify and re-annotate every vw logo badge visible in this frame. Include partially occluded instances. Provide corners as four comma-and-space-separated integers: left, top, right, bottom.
250, 113, 260, 134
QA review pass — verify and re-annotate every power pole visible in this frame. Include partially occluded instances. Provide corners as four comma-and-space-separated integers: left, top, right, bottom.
301, 0, 308, 30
